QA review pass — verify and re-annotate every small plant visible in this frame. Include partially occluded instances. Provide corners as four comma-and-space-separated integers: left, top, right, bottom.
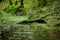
4, 4, 20, 15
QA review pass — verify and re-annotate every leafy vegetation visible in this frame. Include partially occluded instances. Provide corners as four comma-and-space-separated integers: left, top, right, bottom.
4, 4, 20, 15
0, 0, 60, 40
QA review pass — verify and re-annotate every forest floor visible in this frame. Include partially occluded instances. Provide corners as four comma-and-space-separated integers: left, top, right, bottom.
0, 1, 60, 40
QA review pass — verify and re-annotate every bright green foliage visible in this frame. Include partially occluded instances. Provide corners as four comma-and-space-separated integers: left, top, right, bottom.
1, 0, 60, 27
0, 12, 29, 23
0, 0, 60, 40
4, 4, 20, 15
1, 16, 29, 22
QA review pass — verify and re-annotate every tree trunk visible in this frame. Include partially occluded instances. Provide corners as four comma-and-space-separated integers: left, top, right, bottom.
20, 0, 24, 8
15, 0, 17, 5
0, 0, 2, 2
